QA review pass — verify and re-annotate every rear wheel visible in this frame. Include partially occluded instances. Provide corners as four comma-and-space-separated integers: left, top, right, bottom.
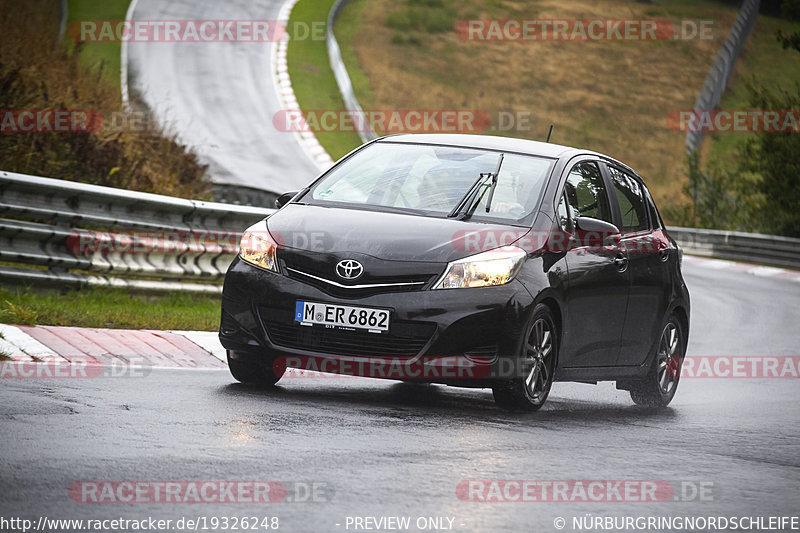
227, 350, 285, 387
629, 316, 684, 407
492, 304, 557, 411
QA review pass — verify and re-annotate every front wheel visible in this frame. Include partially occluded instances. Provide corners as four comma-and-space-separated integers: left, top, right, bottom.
227, 350, 285, 387
492, 304, 557, 411
629, 316, 684, 407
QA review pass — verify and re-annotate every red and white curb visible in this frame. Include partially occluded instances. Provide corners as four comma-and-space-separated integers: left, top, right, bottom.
0, 324, 227, 370
272, 0, 335, 171
682, 255, 800, 282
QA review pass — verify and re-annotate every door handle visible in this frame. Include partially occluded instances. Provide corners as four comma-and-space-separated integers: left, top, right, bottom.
614, 252, 629, 272
657, 242, 670, 262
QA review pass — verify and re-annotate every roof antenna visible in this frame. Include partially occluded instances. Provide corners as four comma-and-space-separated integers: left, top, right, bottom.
546, 124, 554, 143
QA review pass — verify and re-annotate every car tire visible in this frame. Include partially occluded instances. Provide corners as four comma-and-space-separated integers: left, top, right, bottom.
628, 315, 684, 407
227, 350, 285, 387
492, 304, 557, 411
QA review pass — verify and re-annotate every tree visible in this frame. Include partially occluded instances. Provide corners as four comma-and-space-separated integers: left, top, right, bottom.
776, 0, 800, 52
681, 152, 762, 231
739, 82, 800, 236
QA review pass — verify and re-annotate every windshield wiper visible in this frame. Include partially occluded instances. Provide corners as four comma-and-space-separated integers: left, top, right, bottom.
448, 173, 492, 218
447, 154, 505, 219
484, 153, 504, 214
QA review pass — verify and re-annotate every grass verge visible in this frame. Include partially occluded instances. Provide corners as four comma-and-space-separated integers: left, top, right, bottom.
0, 287, 221, 331
299, 0, 757, 219
334, 0, 374, 119
706, 12, 800, 168
286, 0, 364, 160
65, 0, 131, 91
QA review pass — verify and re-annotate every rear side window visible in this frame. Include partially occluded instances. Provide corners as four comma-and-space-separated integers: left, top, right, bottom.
642, 183, 663, 230
563, 161, 613, 224
607, 166, 649, 232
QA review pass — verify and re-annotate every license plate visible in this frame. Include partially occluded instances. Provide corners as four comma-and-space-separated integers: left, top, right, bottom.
294, 301, 390, 333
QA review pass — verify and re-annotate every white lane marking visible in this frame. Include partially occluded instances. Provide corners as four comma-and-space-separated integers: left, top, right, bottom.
120, 0, 141, 111
684, 254, 800, 281
698, 259, 739, 269
271, 0, 334, 171
747, 266, 784, 277
0, 336, 31, 361
0, 325, 62, 361
171, 331, 227, 363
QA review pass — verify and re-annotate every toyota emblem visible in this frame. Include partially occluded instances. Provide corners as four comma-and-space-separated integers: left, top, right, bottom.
335, 259, 364, 280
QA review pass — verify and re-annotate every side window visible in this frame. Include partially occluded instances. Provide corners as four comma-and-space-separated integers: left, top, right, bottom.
563, 161, 613, 224
607, 166, 649, 232
642, 183, 663, 230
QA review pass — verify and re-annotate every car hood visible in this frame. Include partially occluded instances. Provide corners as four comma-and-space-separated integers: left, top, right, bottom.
266, 204, 529, 263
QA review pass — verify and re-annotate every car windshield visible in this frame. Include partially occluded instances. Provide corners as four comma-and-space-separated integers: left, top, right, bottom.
305, 142, 555, 223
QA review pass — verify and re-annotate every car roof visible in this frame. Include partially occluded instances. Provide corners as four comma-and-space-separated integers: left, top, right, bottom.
378, 133, 639, 176
379, 133, 580, 158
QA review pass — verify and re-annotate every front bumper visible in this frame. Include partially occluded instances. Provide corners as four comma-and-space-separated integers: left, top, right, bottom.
219, 256, 535, 385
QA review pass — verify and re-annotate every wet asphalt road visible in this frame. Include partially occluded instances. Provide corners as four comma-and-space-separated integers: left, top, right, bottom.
1, 262, 799, 533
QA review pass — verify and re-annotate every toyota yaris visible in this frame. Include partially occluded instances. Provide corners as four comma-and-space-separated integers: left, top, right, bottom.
219, 134, 690, 410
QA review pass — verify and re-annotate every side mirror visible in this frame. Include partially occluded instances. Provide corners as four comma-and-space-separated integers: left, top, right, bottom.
575, 216, 619, 234
574, 216, 621, 247
275, 190, 300, 209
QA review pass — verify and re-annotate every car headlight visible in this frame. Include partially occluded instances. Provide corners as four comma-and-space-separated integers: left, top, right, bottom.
433, 247, 526, 289
239, 222, 278, 272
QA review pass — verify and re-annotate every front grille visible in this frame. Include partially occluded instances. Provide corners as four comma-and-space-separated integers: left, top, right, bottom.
262, 320, 436, 357
277, 248, 444, 299
284, 267, 434, 298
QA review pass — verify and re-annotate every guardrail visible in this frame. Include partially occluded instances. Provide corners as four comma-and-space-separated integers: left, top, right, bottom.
667, 226, 800, 270
686, 0, 760, 153
0, 171, 273, 293
327, 0, 378, 144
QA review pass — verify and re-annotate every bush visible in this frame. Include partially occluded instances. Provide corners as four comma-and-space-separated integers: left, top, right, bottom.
0, 0, 209, 198
738, 81, 800, 237
679, 79, 800, 237
678, 152, 762, 231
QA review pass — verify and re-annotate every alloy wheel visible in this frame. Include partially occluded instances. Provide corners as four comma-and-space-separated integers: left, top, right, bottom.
656, 322, 681, 395
523, 318, 554, 404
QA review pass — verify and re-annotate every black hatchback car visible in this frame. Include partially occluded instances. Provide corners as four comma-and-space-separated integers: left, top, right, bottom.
220, 134, 689, 410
